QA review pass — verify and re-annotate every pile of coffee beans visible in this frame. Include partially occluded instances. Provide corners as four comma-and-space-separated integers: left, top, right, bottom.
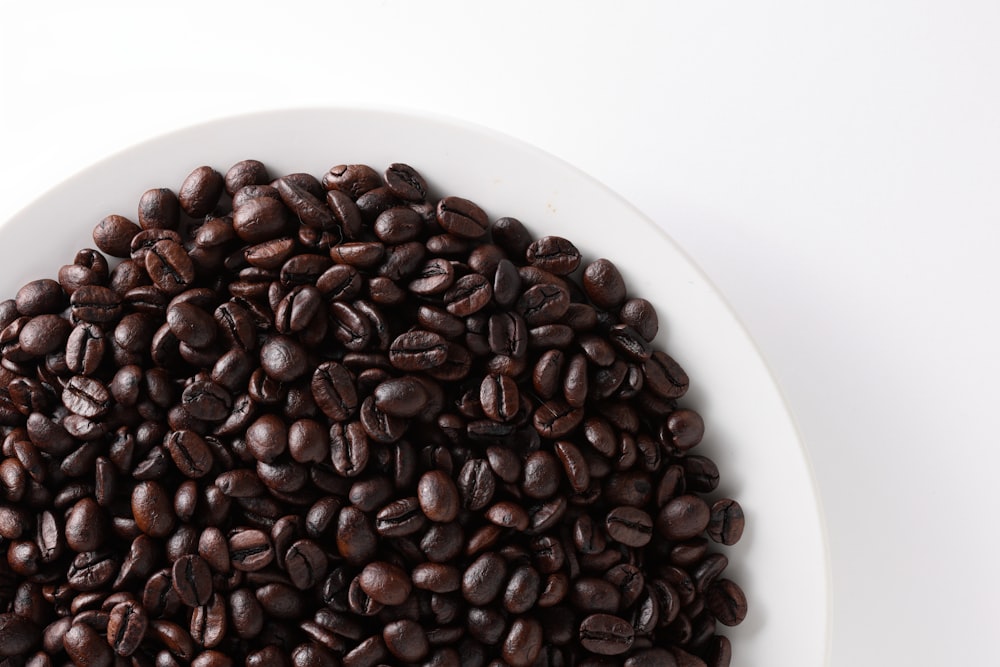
0, 160, 746, 667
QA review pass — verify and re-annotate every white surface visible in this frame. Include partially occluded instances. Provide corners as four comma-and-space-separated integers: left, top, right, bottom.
1, 2, 997, 665
0, 109, 828, 665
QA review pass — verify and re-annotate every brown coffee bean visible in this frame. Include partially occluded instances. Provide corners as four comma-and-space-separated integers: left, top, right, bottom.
417, 470, 460, 523
436, 196, 489, 239
107, 601, 148, 657
179, 166, 225, 218
358, 561, 411, 606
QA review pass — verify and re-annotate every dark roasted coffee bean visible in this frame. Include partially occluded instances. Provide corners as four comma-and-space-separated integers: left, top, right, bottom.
606, 506, 654, 547
384, 163, 428, 202
707, 498, 745, 545
417, 470, 460, 523
172, 555, 213, 607
436, 196, 489, 239
579, 613, 634, 656
65, 497, 106, 552
285, 539, 328, 590
657, 494, 711, 541
444, 274, 492, 316
462, 552, 507, 606
618, 298, 659, 342
145, 239, 195, 295
374, 206, 422, 243
138, 187, 180, 230
166, 429, 214, 478
526, 236, 581, 275
107, 601, 148, 657
583, 258, 627, 309
458, 458, 496, 511
18, 314, 71, 356
358, 561, 411, 606
533, 399, 583, 439
661, 408, 705, 452
225, 160, 269, 195
274, 177, 336, 231
389, 330, 448, 371
233, 196, 290, 243
503, 565, 541, 614
373, 376, 430, 418
132, 481, 176, 538
705, 579, 747, 626
382, 618, 429, 662
228, 529, 273, 571
179, 166, 224, 218
227, 588, 264, 640
64, 621, 113, 667
479, 373, 519, 423
323, 164, 381, 197
94, 214, 142, 257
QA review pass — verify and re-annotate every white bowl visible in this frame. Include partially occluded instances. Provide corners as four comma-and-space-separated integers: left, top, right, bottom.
0, 108, 829, 665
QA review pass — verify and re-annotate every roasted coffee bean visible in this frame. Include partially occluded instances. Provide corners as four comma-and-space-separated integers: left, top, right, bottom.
526, 236, 581, 275
579, 613, 634, 656
145, 239, 195, 295
389, 330, 448, 371
179, 166, 225, 218
94, 214, 142, 258
705, 579, 747, 626
65, 497, 106, 552
458, 458, 496, 511
606, 506, 654, 547
276, 177, 337, 231
107, 601, 148, 656
358, 561, 411, 606
417, 470, 460, 523
138, 187, 180, 230
436, 196, 489, 239
228, 529, 274, 571
64, 621, 113, 667
657, 494, 711, 541
707, 499, 745, 545
225, 160, 269, 195
462, 552, 507, 606
172, 555, 213, 607
285, 539, 328, 590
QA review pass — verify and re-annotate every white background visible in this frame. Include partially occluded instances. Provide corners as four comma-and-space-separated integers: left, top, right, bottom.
2, 2, 998, 665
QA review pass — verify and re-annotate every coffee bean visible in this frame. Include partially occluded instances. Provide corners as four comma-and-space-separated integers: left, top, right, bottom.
462, 552, 507, 606
526, 236, 581, 275
65, 497, 106, 552
64, 621, 113, 667
179, 166, 225, 218
358, 561, 411, 606
657, 494, 711, 541
382, 618, 430, 662
145, 239, 195, 295
389, 330, 448, 371
705, 579, 747, 626
172, 555, 213, 607
436, 196, 489, 239
229, 588, 264, 639
228, 529, 274, 572
458, 458, 496, 511
285, 539, 328, 590
417, 470, 460, 523
705, 498, 745, 547
274, 185, 333, 239
579, 613, 634, 656
606, 506, 654, 547
132, 481, 176, 538
94, 214, 142, 258
107, 601, 148, 656
225, 160, 269, 195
